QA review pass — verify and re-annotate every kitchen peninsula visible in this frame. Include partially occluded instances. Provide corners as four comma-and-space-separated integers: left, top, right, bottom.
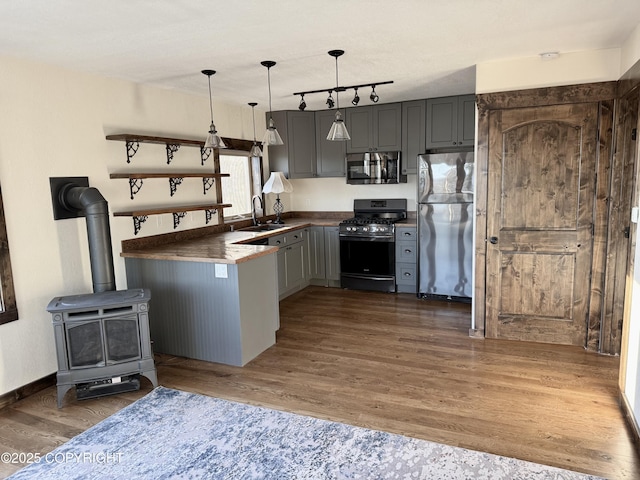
121, 216, 345, 366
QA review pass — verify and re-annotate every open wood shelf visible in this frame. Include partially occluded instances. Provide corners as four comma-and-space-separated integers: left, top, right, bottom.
110, 172, 230, 198
106, 134, 254, 164
114, 203, 232, 235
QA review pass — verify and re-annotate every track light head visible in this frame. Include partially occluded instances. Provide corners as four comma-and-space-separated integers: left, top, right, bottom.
326, 91, 335, 109
351, 88, 360, 106
298, 95, 307, 111
370, 86, 379, 103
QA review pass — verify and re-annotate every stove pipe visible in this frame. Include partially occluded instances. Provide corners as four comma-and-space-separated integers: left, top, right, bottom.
59, 184, 116, 293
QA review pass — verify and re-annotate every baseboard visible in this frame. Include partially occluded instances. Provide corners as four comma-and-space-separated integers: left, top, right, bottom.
0, 373, 56, 410
620, 389, 640, 454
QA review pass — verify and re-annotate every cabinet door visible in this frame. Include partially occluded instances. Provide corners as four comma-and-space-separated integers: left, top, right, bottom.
266, 111, 316, 178
401, 100, 426, 175
306, 226, 326, 279
346, 107, 373, 153
315, 110, 346, 177
324, 226, 340, 281
287, 111, 317, 178
426, 97, 458, 149
276, 249, 287, 294
457, 94, 476, 148
285, 243, 305, 289
374, 103, 402, 151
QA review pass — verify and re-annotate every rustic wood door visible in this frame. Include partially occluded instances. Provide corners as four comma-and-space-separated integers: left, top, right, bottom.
486, 103, 598, 345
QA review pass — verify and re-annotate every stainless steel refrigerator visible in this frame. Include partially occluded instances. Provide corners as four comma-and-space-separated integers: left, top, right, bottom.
417, 151, 474, 300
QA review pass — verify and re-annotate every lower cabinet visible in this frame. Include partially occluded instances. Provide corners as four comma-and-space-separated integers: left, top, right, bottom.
396, 226, 417, 294
271, 229, 306, 300
306, 226, 341, 288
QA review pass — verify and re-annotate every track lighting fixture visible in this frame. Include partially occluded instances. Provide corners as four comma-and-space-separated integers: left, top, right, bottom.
351, 88, 360, 106
298, 94, 307, 111
294, 81, 391, 108
202, 69, 226, 150
326, 90, 335, 109
248, 102, 262, 157
261, 60, 284, 146
370, 85, 379, 103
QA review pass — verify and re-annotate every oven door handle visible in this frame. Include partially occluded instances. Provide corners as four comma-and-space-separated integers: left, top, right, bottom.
341, 274, 395, 281
339, 235, 394, 242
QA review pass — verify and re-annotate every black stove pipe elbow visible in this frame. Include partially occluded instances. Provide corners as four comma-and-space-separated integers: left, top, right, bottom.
59, 184, 116, 293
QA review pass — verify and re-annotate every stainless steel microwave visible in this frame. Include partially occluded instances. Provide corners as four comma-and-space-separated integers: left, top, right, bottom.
346, 152, 406, 184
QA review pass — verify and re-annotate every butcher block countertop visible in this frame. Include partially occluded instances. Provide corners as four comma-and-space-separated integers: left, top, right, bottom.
120, 216, 346, 265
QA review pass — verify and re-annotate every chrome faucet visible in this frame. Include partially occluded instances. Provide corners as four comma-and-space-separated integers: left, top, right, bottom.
251, 195, 263, 226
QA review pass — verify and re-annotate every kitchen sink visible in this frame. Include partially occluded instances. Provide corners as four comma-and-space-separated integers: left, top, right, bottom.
238, 224, 287, 232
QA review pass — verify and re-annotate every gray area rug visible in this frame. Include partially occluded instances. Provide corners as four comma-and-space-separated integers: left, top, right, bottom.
9, 386, 603, 479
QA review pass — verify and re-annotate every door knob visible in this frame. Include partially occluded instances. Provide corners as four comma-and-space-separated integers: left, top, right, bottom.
489, 236, 498, 244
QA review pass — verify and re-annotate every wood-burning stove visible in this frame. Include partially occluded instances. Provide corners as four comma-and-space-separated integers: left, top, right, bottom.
47, 288, 157, 408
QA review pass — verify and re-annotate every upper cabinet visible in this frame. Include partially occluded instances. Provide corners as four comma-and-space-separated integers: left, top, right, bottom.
401, 100, 426, 176
266, 110, 317, 178
315, 110, 346, 177
425, 95, 476, 150
346, 103, 402, 153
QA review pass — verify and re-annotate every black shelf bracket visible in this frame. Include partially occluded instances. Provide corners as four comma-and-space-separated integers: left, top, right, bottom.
128, 178, 144, 199
200, 147, 212, 165
203, 178, 215, 194
166, 144, 180, 164
132, 215, 148, 235
126, 141, 140, 163
205, 209, 218, 224
169, 177, 184, 196
173, 211, 187, 229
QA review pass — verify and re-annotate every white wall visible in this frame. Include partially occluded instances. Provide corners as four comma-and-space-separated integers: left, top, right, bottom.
476, 48, 621, 93
621, 23, 640, 75
0, 55, 263, 395
286, 176, 417, 213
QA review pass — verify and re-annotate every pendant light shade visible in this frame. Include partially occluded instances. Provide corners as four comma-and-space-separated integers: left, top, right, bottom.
327, 50, 350, 142
202, 69, 226, 149
261, 61, 284, 146
248, 102, 263, 157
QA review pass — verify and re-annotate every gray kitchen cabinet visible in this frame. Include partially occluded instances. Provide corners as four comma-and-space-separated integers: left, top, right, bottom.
306, 226, 340, 287
270, 228, 306, 299
324, 226, 340, 282
306, 226, 326, 279
346, 103, 402, 153
401, 100, 426, 175
425, 95, 475, 150
396, 226, 417, 294
315, 110, 346, 177
266, 110, 317, 178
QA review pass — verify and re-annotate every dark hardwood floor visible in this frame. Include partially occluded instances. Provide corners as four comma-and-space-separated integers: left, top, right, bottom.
1, 286, 638, 479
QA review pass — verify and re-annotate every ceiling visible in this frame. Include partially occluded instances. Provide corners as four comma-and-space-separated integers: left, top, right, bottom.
1, 0, 639, 111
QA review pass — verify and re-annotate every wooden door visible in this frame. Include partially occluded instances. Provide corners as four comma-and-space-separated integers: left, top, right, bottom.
486, 103, 598, 345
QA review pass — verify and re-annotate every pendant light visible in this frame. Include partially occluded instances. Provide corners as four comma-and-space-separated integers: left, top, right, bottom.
248, 102, 262, 157
327, 50, 351, 141
261, 61, 284, 146
202, 69, 226, 149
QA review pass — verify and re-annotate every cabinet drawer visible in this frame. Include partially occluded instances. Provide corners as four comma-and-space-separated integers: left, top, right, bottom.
396, 263, 417, 285
396, 241, 417, 263
396, 227, 417, 241
268, 228, 305, 246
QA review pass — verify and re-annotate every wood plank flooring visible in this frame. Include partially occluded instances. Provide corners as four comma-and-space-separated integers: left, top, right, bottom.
1, 286, 638, 479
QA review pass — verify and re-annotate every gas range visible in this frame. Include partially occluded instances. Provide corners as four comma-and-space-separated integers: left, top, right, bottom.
339, 199, 408, 293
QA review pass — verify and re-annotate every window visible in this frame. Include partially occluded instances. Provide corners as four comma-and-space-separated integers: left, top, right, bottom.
219, 154, 263, 219
0, 184, 18, 325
